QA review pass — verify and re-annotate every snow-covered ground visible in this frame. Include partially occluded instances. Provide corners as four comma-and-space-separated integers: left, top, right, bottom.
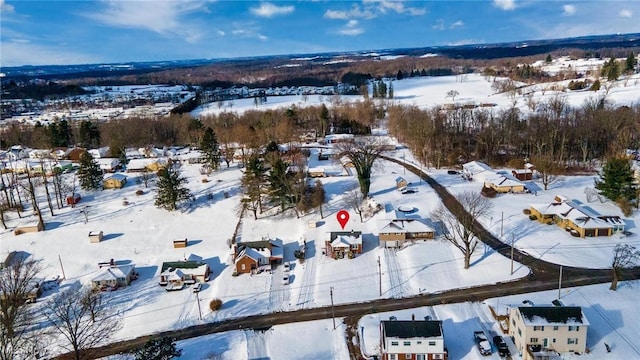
2, 60, 640, 359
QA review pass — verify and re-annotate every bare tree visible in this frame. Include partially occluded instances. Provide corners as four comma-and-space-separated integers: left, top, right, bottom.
44, 287, 122, 360
336, 138, 385, 197
344, 189, 364, 222
532, 154, 562, 190
610, 244, 640, 290
20, 167, 45, 230
431, 191, 493, 269
445, 89, 459, 102
0, 253, 42, 360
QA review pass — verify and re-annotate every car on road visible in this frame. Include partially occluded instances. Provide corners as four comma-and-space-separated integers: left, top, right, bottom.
192, 282, 202, 293
493, 335, 510, 357
282, 274, 289, 285
283, 262, 290, 272
474, 331, 492, 356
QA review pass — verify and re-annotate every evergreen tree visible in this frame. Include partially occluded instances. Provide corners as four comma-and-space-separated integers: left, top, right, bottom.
200, 127, 220, 170
545, 54, 552, 63
77, 120, 100, 148
595, 158, 637, 203
372, 82, 379, 98
268, 157, 295, 211
241, 155, 266, 219
77, 152, 103, 190
396, 70, 404, 80
49, 119, 73, 147
388, 81, 394, 99
626, 52, 637, 72
155, 165, 193, 211
602, 57, 620, 81
133, 337, 182, 360
378, 80, 387, 98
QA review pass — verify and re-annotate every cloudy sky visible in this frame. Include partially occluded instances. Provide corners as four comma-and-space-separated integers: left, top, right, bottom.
1, 0, 639, 67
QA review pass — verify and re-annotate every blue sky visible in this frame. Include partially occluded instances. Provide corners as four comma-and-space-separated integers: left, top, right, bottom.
1, 0, 639, 67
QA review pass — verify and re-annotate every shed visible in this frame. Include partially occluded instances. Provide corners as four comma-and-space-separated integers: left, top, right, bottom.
173, 238, 188, 248
308, 220, 317, 229
66, 193, 81, 205
89, 231, 104, 243
103, 174, 127, 189
395, 176, 408, 190
14, 218, 44, 235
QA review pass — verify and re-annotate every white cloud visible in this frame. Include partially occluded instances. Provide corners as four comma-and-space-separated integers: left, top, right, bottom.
324, 5, 375, 20
338, 19, 363, 36
562, 4, 576, 16
0, 0, 14, 13
325, 0, 425, 20
432, 19, 445, 31
0, 41, 99, 66
363, 0, 426, 16
450, 20, 464, 29
84, 0, 208, 43
249, 2, 294, 18
231, 23, 268, 41
619, 9, 633, 18
493, 0, 516, 11
447, 39, 483, 46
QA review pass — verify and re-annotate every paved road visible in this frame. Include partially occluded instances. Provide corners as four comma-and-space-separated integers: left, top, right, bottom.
59, 157, 640, 359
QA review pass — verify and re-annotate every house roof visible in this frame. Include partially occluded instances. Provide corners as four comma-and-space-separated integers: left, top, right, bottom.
92, 264, 134, 282
329, 231, 362, 247
161, 260, 206, 272
518, 306, 589, 326
377, 219, 435, 234
237, 246, 268, 263
105, 174, 127, 182
382, 320, 443, 339
462, 161, 493, 176
530, 197, 616, 230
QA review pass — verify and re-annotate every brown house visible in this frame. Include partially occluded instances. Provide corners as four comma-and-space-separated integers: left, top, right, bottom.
65, 147, 87, 161
377, 219, 435, 248
325, 231, 363, 259
233, 238, 283, 274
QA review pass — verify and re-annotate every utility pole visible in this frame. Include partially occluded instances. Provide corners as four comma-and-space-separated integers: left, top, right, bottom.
195, 291, 202, 320
510, 235, 515, 275
558, 265, 563, 299
330, 287, 336, 330
58, 254, 66, 280
500, 211, 504, 238
377, 256, 382, 297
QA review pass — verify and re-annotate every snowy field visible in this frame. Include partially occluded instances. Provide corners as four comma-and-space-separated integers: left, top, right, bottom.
2, 59, 640, 359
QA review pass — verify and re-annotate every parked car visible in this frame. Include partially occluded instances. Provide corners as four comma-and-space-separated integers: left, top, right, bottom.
401, 187, 417, 194
283, 262, 290, 272
192, 282, 202, 292
474, 331, 492, 356
282, 274, 289, 285
493, 335, 510, 357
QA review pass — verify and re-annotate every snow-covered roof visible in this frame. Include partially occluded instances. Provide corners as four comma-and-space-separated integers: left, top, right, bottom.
377, 219, 434, 234
92, 264, 134, 282
329, 231, 362, 247
530, 197, 618, 229
105, 173, 127, 181
517, 306, 589, 326
462, 161, 493, 176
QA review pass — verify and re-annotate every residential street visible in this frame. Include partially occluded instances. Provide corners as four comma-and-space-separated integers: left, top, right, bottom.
58, 158, 640, 359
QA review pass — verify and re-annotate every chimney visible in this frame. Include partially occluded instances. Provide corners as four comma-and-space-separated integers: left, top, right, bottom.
412, 314, 415, 321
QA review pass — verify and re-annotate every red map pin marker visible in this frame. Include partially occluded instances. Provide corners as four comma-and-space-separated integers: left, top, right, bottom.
337, 210, 349, 230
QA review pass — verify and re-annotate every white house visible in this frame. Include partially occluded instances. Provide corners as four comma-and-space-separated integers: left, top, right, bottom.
380, 319, 448, 360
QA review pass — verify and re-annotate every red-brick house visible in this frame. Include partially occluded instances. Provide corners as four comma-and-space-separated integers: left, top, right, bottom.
325, 231, 363, 259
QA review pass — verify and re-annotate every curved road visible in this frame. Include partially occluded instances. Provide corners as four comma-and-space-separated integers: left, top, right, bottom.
59, 157, 640, 359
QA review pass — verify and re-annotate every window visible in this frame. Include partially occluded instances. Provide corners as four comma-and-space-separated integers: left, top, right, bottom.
405, 355, 411, 360
390, 355, 396, 360
568, 338, 578, 345
553, 326, 559, 331
428, 341, 436, 346
553, 338, 556, 343
434, 355, 442, 360
416, 341, 422, 344
534, 326, 544, 331
512, 319, 516, 326
403, 341, 411, 346
241, 264, 246, 270
576, 326, 579, 331
417, 355, 425, 360
531, 338, 538, 343
518, 328, 522, 336
391, 341, 399, 346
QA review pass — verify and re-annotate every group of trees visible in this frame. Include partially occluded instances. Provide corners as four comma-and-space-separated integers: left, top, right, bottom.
240, 145, 325, 219
0, 254, 188, 359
